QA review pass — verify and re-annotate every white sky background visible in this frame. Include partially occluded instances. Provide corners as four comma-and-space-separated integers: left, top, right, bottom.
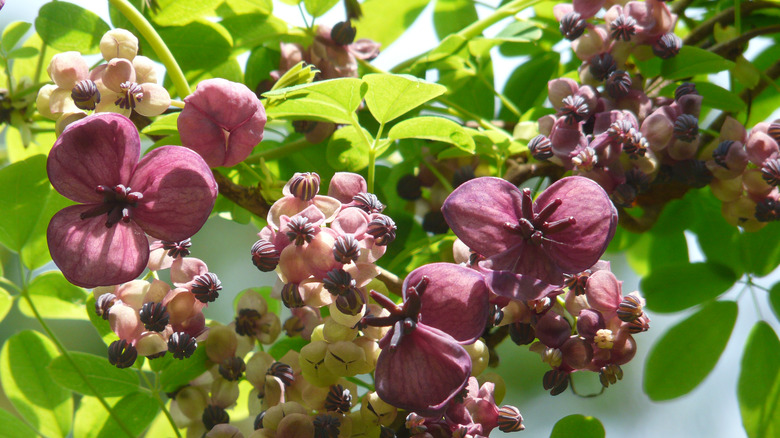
2, 1, 779, 437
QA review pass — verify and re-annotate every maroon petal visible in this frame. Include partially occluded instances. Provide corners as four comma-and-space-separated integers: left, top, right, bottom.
404, 263, 490, 344
479, 266, 560, 301
129, 146, 217, 242
376, 324, 471, 416
47, 113, 140, 203
442, 177, 525, 258
47, 204, 148, 288
327, 172, 367, 203
484, 240, 567, 286
535, 176, 617, 274
178, 78, 266, 168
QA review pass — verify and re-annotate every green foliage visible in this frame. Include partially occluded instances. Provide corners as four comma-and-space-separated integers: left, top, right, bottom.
269, 336, 309, 360
738, 322, 780, 438
35, 2, 110, 53
661, 46, 736, 81
355, 0, 430, 47
265, 78, 367, 124
694, 81, 747, 112
550, 414, 605, 438
73, 393, 160, 438
157, 20, 232, 73
433, 0, 478, 40
0, 287, 12, 323
770, 282, 780, 322
1, 22, 33, 53
0, 408, 37, 438
499, 52, 559, 119
0, 330, 73, 438
304, 0, 340, 18
326, 125, 372, 171
388, 116, 475, 153
149, 0, 222, 26
158, 346, 210, 393
18, 272, 89, 320
640, 262, 738, 313
644, 300, 738, 401
48, 352, 140, 397
363, 74, 446, 124
739, 225, 780, 277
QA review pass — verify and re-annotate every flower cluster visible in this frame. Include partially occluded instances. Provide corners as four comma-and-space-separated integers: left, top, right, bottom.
37, 29, 171, 134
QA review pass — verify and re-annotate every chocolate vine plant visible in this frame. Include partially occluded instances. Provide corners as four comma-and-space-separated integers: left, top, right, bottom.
0, 0, 778, 436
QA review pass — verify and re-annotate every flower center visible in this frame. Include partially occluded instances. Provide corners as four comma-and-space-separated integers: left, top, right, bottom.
115, 81, 143, 110
361, 276, 429, 348
503, 188, 576, 245
80, 184, 143, 228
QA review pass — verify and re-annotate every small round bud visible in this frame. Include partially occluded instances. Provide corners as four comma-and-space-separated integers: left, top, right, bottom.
71, 80, 100, 110
352, 193, 385, 213
589, 52, 616, 82
286, 216, 316, 246
542, 369, 569, 395
605, 70, 632, 99
653, 33, 682, 59
333, 235, 360, 264
95, 293, 117, 320
559, 95, 589, 123
761, 159, 780, 187
675, 82, 698, 101
768, 123, 780, 144
509, 322, 536, 345
325, 384, 352, 413
219, 356, 246, 381
610, 15, 636, 41
627, 314, 651, 334
599, 363, 623, 387
289, 172, 320, 201
168, 332, 197, 359
617, 295, 643, 322
191, 272, 222, 303
202, 405, 230, 431
497, 405, 525, 432
100, 29, 139, 61
331, 21, 357, 46
108, 339, 137, 368
162, 239, 192, 259
559, 12, 586, 41
281, 282, 305, 309
611, 183, 637, 207
623, 129, 648, 158
324, 341, 367, 377
422, 210, 450, 234
367, 214, 397, 245
235, 308, 261, 336
464, 339, 489, 377
251, 239, 280, 272
396, 174, 422, 201
713, 140, 735, 168
268, 361, 295, 386
673, 114, 699, 142
139, 302, 169, 332
528, 135, 553, 160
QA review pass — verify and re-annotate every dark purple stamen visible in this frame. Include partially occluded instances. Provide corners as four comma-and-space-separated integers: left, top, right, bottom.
503, 188, 575, 244
361, 276, 429, 348
80, 184, 143, 228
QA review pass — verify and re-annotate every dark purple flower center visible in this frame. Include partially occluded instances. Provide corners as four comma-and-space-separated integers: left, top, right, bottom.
116, 81, 143, 110
503, 188, 576, 245
362, 276, 429, 348
80, 184, 144, 228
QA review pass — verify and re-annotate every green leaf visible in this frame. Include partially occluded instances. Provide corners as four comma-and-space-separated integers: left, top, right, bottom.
733, 55, 761, 89
644, 300, 738, 401
363, 73, 446, 124
388, 116, 475, 153
6, 47, 39, 59
326, 125, 372, 172
159, 347, 210, 393
0, 287, 12, 323
217, 0, 273, 16
499, 51, 558, 119
48, 352, 140, 397
355, 0, 430, 47
157, 20, 232, 73
220, 13, 287, 49
694, 81, 747, 112
74, 392, 160, 438
264, 78, 367, 125
640, 262, 738, 313
304, 0, 340, 17
661, 46, 736, 81
20, 189, 72, 270
150, 0, 222, 26
245, 45, 281, 91
0, 330, 73, 437
268, 336, 309, 360
433, 0, 478, 40
0, 155, 51, 253
739, 224, 780, 277
2, 22, 33, 53
550, 414, 605, 438
0, 407, 37, 438
141, 113, 180, 136
18, 272, 89, 320
626, 231, 688, 277
770, 282, 780, 322
738, 322, 780, 438
270, 61, 319, 91
35, 2, 110, 53
689, 189, 743, 277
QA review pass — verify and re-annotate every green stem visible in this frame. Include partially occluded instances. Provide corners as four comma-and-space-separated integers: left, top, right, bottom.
21, 292, 136, 438
240, 162, 264, 181
437, 96, 511, 139
734, 0, 742, 35
5, 57, 14, 95
34, 38, 47, 84
478, 74, 521, 119
350, 113, 375, 191
140, 371, 182, 438
458, 0, 542, 39
368, 121, 386, 195
421, 159, 454, 193
345, 376, 374, 391
108, 0, 191, 98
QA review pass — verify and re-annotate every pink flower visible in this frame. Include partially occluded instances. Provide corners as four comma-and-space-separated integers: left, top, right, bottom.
46, 113, 217, 288
178, 78, 267, 168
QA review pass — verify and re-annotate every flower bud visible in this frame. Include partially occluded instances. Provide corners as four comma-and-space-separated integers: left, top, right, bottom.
202, 404, 230, 431
360, 392, 397, 427
324, 341, 367, 377
48, 51, 89, 90
100, 29, 139, 61
300, 341, 339, 386
168, 332, 197, 359
211, 378, 240, 409
206, 325, 238, 363
323, 317, 359, 342
108, 339, 137, 368
464, 339, 489, 377
653, 33, 682, 59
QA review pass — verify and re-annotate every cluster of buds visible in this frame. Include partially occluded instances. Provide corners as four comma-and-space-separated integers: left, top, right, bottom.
37, 28, 171, 134
95, 241, 219, 368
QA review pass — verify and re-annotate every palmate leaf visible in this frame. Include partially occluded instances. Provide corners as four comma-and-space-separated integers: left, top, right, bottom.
363, 74, 446, 124
640, 262, 738, 313
48, 352, 140, 397
644, 300, 737, 401
35, 2, 110, 53
738, 322, 780, 438
550, 414, 605, 438
326, 125, 372, 172
388, 116, 475, 154
18, 272, 89, 320
264, 78, 367, 125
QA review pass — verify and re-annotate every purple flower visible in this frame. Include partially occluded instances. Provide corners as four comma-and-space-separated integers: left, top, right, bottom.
364, 263, 490, 416
47, 113, 217, 288
178, 78, 266, 168
441, 176, 617, 287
